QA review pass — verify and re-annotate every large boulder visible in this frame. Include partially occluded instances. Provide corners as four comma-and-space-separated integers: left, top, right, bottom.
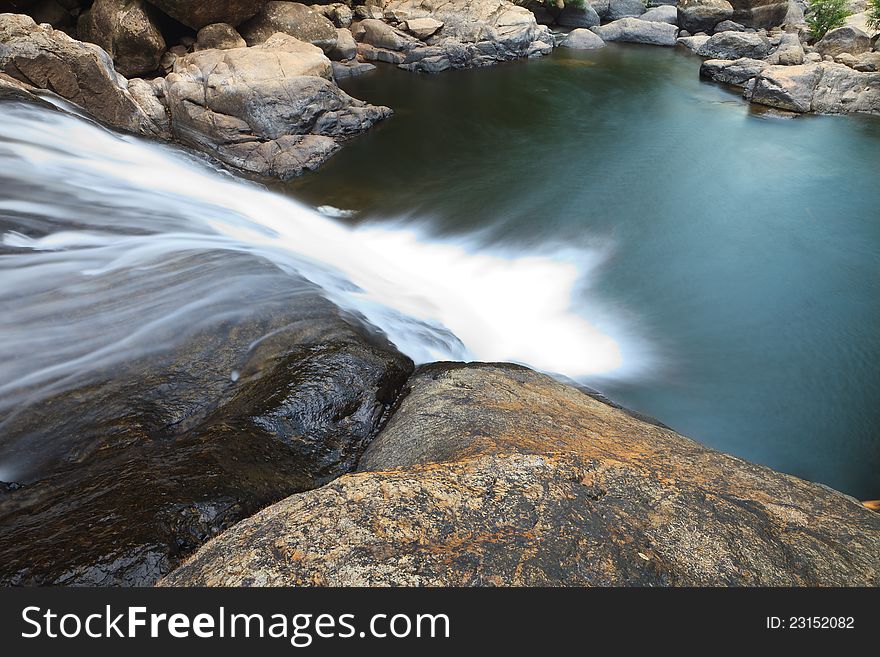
592, 0, 648, 21
743, 61, 880, 114
640, 4, 679, 22
0, 258, 413, 586
555, 4, 601, 28
677, 0, 734, 33
0, 13, 165, 136
144, 0, 265, 29
77, 0, 166, 77
240, 1, 338, 52
195, 22, 247, 50
696, 30, 772, 58
699, 56, 768, 85
561, 27, 606, 49
728, 0, 790, 28
809, 63, 880, 113
358, 17, 421, 51
591, 17, 679, 45
165, 34, 392, 179
163, 364, 880, 587
815, 26, 871, 58
746, 62, 822, 111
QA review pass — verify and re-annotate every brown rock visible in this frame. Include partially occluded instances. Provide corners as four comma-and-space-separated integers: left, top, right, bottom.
194, 22, 247, 50
239, 1, 338, 52
0, 13, 165, 136
165, 34, 391, 179
144, 0, 265, 29
162, 363, 880, 587
77, 0, 166, 77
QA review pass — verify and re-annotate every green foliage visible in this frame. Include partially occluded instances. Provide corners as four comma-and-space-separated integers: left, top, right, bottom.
805, 0, 851, 40
867, 0, 880, 32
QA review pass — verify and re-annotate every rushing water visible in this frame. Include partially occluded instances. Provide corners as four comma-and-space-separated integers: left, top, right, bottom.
289, 45, 880, 500
1, 44, 879, 498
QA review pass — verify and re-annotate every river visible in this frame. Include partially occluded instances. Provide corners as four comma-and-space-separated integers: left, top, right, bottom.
1, 43, 879, 498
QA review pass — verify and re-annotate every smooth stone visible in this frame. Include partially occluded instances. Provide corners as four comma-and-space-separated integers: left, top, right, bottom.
696, 30, 772, 58
591, 17, 679, 46
561, 27, 606, 49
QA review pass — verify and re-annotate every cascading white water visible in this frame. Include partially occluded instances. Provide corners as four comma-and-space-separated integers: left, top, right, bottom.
0, 99, 650, 422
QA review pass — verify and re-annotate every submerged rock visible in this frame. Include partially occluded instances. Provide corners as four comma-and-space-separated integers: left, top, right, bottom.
162, 363, 880, 587
0, 265, 413, 586
0, 14, 165, 136
591, 17, 679, 46
165, 34, 392, 179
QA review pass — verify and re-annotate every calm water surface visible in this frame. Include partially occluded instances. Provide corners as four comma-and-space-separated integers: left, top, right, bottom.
288, 45, 880, 499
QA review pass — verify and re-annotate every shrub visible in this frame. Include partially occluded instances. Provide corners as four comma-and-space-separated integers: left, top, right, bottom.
805, 0, 851, 40
868, 0, 880, 32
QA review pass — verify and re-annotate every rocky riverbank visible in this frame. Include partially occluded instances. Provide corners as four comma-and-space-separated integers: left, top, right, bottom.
3, 2, 877, 183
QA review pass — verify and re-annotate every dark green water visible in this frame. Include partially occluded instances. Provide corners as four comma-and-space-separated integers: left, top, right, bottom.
288, 44, 880, 500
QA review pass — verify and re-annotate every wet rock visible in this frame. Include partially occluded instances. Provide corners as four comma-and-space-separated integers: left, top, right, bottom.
194, 23, 247, 50
77, 0, 166, 77
591, 17, 679, 46
696, 30, 771, 58
0, 266, 413, 586
144, 0, 265, 29
640, 5, 679, 23
163, 363, 880, 587
0, 14, 166, 136
561, 27, 606, 49
240, 1, 338, 53
700, 56, 767, 86
815, 26, 871, 58
164, 34, 391, 179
